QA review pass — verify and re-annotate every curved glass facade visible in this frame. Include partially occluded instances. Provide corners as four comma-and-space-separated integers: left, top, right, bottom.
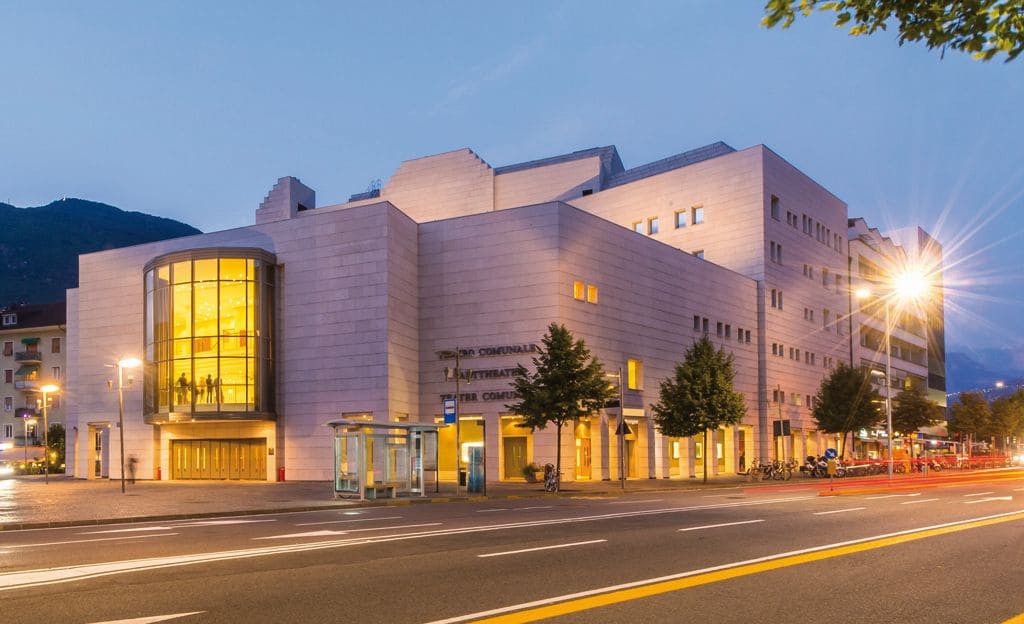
144, 250, 275, 422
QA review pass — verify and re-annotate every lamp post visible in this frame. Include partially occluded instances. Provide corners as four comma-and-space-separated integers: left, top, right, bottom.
23, 417, 37, 465
109, 357, 141, 494
605, 368, 625, 490
37, 383, 60, 484
437, 349, 470, 496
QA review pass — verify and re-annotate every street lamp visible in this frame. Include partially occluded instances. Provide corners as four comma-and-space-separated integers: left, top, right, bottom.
437, 349, 470, 496
108, 357, 141, 494
23, 417, 37, 466
605, 369, 626, 490
856, 267, 931, 481
37, 383, 60, 484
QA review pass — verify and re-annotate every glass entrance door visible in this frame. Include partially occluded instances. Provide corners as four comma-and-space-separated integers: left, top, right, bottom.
171, 439, 266, 480
576, 438, 592, 480
503, 436, 527, 480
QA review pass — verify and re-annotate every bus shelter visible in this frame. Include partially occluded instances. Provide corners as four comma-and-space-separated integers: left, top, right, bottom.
326, 419, 444, 500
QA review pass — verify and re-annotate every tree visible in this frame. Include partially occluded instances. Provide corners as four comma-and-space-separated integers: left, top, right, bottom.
763, 0, 1024, 62
812, 363, 882, 458
891, 387, 944, 452
48, 423, 66, 473
948, 391, 991, 454
506, 323, 616, 492
989, 395, 1023, 453
650, 336, 747, 483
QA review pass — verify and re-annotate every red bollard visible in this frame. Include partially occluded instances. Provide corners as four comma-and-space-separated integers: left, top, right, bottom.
156, 466, 162, 481
278, 466, 285, 482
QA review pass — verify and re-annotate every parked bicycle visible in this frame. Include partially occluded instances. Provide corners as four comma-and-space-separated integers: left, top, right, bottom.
543, 463, 560, 492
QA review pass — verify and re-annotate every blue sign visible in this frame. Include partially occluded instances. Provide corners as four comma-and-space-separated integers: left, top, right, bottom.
443, 398, 457, 424
824, 448, 838, 460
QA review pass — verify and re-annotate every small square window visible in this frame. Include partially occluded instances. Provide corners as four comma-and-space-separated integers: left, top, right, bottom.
692, 206, 705, 225
675, 210, 687, 228
573, 281, 585, 301
1, 314, 16, 327
648, 217, 659, 235
581, 189, 593, 196
632, 221, 643, 234
586, 284, 598, 304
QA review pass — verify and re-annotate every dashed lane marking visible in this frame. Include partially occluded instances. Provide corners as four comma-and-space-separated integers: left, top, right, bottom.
901, 498, 940, 505
813, 508, 865, 516
5, 533, 179, 548
678, 520, 764, 532
295, 516, 403, 527
478, 540, 607, 558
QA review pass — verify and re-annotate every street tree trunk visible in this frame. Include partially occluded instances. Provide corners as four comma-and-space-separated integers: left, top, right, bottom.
555, 422, 562, 492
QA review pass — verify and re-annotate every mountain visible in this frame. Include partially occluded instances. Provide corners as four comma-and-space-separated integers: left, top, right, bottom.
0, 198, 201, 304
946, 348, 1024, 394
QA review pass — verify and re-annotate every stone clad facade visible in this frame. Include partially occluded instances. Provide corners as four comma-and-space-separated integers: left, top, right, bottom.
65, 140, 943, 483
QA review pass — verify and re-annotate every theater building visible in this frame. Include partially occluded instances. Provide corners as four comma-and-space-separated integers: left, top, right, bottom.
65, 141, 936, 482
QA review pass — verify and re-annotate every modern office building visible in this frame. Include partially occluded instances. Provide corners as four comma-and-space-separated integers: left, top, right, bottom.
0, 302, 66, 461
64, 141, 941, 483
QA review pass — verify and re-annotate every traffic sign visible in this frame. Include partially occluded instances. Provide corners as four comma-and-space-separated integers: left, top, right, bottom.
443, 398, 456, 424
824, 448, 838, 460
615, 421, 632, 436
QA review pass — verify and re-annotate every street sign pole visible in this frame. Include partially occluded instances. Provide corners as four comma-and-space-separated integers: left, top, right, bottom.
455, 348, 461, 497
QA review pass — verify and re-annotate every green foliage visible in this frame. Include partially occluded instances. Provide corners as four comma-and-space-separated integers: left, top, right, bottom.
989, 394, 1024, 440
506, 323, 616, 490
763, 0, 1024, 62
812, 363, 882, 455
891, 387, 944, 435
651, 336, 747, 439
948, 391, 991, 437
47, 423, 66, 472
0, 198, 200, 305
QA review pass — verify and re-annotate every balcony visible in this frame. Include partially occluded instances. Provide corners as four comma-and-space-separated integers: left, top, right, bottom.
14, 379, 40, 390
14, 351, 42, 364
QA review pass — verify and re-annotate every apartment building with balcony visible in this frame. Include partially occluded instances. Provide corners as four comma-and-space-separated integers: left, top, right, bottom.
0, 302, 66, 457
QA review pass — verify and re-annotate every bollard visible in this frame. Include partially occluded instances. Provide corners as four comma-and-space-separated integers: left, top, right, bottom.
278, 466, 285, 482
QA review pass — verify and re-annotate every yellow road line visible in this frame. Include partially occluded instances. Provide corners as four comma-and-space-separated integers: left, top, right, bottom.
1004, 613, 1024, 624
469, 510, 1024, 624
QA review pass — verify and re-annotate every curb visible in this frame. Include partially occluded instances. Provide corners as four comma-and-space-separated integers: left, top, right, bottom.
0, 481, 766, 532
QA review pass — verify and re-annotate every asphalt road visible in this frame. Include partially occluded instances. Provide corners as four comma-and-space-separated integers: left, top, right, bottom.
2, 474, 1024, 624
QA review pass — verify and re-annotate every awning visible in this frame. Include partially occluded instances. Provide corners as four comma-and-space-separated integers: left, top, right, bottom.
20, 337, 40, 345
15, 364, 39, 377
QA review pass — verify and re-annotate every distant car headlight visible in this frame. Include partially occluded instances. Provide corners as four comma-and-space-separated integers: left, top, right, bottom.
1014, 454, 1024, 464
0, 465, 15, 477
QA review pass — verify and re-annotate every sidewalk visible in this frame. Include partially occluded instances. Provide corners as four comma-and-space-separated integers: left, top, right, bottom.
0, 474, 756, 530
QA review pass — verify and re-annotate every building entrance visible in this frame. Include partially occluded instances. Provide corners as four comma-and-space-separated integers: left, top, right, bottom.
503, 436, 527, 479
171, 438, 266, 480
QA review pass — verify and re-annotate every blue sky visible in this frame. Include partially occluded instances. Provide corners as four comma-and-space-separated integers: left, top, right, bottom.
1, 1, 1021, 352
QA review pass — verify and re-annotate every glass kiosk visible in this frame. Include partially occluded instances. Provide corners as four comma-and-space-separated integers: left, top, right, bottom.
326, 419, 444, 500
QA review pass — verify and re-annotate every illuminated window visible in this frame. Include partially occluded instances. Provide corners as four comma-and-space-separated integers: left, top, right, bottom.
573, 281, 585, 301
675, 210, 687, 228
627, 359, 643, 390
586, 284, 598, 304
1, 314, 16, 326
144, 250, 275, 421
692, 206, 705, 225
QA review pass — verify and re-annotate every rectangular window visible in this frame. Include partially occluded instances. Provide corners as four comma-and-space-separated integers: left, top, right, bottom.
52, 366, 61, 380
2, 342, 11, 357
770, 195, 780, 220
778, 344, 784, 358
702, 317, 709, 333
736, 326, 743, 341
586, 284, 598, 304
771, 289, 778, 308
692, 206, 705, 225
772, 343, 778, 356
745, 330, 751, 344
725, 324, 731, 339
716, 322, 724, 337
1, 314, 16, 326
822, 268, 829, 287
675, 210, 687, 228
3, 397, 11, 411
51, 396, 60, 409
573, 280, 585, 301
632, 221, 643, 234
648, 217, 659, 235
795, 348, 801, 360
693, 315, 701, 331
51, 337, 61, 353
693, 250, 704, 259
3, 369, 10, 384
770, 242, 776, 262
627, 359, 643, 390
835, 274, 842, 294
789, 347, 794, 359
823, 309, 831, 331
3, 423, 12, 438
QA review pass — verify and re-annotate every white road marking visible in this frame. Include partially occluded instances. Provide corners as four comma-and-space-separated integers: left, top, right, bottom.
478, 540, 607, 558
701, 494, 740, 499
901, 498, 940, 505
86, 612, 205, 624
813, 507, 866, 516
5, 533, 178, 548
866, 493, 921, 500
476, 508, 510, 513
608, 499, 663, 504
81, 519, 276, 534
518, 506, 553, 510
0, 495, 813, 591
965, 496, 1013, 505
964, 491, 996, 497
80, 527, 177, 534
295, 516, 402, 527
678, 519, 764, 532
175, 519, 277, 527
254, 523, 442, 539
424, 509, 1024, 624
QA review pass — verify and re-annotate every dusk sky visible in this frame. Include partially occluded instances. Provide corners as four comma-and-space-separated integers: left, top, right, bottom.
1, 1, 1021, 353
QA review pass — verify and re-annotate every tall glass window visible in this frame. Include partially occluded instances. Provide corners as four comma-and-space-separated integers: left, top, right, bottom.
144, 250, 275, 421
